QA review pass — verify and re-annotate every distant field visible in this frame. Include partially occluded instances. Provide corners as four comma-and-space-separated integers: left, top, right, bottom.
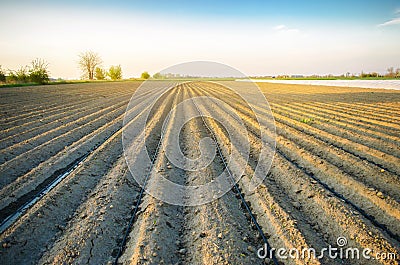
240, 79, 400, 90
0, 81, 399, 264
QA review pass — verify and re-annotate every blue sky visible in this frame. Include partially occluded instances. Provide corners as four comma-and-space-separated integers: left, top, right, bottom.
34, 0, 396, 20
0, 0, 399, 78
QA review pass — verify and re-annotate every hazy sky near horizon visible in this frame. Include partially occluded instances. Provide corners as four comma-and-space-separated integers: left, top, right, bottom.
1, 0, 399, 79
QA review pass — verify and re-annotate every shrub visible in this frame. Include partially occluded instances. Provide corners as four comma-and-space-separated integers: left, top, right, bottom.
108, 65, 122, 80
95, 67, 106, 80
152, 72, 163, 79
141, 71, 150, 79
0, 66, 5, 83
9, 66, 29, 83
29, 58, 49, 84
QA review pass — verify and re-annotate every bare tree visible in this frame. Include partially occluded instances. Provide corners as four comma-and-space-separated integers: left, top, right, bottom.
78, 51, 102, 80
386, 67, 395, 78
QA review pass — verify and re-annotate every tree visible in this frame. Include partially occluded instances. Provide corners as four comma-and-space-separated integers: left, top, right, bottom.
78, 51, 102, 80
95, 67, 106, 80
386, 67, 395, 78
152, 72, 163, 79
9, 66, 29, 83
108, 65, 122, 80
141, 71, 150, 79
396, 68, 400, 78
0, 66, 5, 83
29, 58, 50, 84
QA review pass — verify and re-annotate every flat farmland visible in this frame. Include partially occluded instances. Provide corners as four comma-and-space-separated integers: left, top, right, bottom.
0, 81, 399, 265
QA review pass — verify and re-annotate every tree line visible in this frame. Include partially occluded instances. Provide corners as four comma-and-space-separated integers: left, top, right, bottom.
0, 59, 50, 84
360, 67, 400, 78
1, 51, 134, 85
78, 51, 150, 80
2, 52, 399, 85
78, 51, 122, 80
1, 50, 190, 85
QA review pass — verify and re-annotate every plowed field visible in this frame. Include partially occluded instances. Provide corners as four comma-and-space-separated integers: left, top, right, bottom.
0, 81, 399, 265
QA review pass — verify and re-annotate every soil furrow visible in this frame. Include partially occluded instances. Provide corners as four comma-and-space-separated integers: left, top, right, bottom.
272, 102, 399, 146
292, 102, 400, 133
200, 83, 400, 238
0, 100, 129, 163
0, 83, 135, 122
195, 81, 397, 262
0, 85, 169, 218
0, 83, 176, 265
0, 103, 126, 186
190, 83, 326, 265
269, 104, 400, 159
325, 102, 400, 122
1, 80, 399, 265
118, 85, 186, 264
0, 87, 128, 127
0, 90, 135, 146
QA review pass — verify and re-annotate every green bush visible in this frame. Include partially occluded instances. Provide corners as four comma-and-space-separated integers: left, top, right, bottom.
108, 65, 122, 80
141, 71, 150, 79
152, 72, 163, 79
29, 58, 49, 84
9, 66, 29, 83
3, 59, 49, 85
95, 67, 106, 80
0, 66, 5, 83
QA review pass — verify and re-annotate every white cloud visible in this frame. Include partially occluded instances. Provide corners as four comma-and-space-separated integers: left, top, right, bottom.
273, 24, 300, 33
378, 9, 400, 27
274, 24, 287, 30
378, 17, 400, 27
